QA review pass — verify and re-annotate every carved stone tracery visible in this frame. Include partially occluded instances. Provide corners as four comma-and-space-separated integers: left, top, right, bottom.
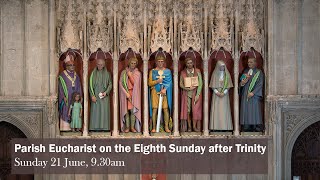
119, 0, 143, 53
211, 0, 233, 52
87, 0, 113, 53
180, 0, 202, 52
56, 0, 84, 54
292, 121, 320, 176
240, 0, 264, 53
150, 0, 172, 52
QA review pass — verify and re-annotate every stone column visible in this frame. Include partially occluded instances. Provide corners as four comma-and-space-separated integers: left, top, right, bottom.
233, 56, 240, 136
233, 1, 240, 136
173, 56, 179, 136
112, 58, 119, 137
143, 59, 149, 136
48, 0, 56, 96
203, 7, 209, 136
82, 6, 89, 136
112, 7, 119, 137
82, 59, 89, 137
203, 58, 209, 136
48, 0, 58, 138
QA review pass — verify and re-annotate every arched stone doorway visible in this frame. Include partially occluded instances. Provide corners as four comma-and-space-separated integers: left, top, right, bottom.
0, 122, 34, 180
291, 121, 320, 180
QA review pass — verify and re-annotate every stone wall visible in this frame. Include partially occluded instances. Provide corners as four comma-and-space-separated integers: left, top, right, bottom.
0, 0, 49, 96
269, 0, 320, 95
0, 0, 320, 180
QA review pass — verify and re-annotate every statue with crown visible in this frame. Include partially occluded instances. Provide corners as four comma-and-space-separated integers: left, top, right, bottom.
148, 48, 173, 133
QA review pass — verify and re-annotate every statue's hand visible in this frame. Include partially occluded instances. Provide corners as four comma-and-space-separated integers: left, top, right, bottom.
126, 93, 132, 102
160, 88, 166, 95
216, 92, 224, 97
189, 86, 196, 90
92, 96, 97, 103
127, 70, 132, 77
248, 92, 254, 98
157, 78, 163, 84
194, 95, 199, 104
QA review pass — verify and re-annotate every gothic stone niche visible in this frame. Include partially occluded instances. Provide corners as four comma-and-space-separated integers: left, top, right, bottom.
292, 121, 320, 179
178, 48, 203, 133
58, 49, 84, 133
88, 49, 113, 133
239, 48, 265, 132
148, 48, 173, 135
118, 48, 144, 134
208, 48, 234, 133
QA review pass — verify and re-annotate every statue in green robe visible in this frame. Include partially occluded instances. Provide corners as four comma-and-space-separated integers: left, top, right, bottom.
89, 59, 112, 131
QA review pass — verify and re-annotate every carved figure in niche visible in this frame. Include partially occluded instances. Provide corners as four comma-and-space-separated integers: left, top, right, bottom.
58, 54, 82, 131
179, 58, 203, 132
68, 92, 83, 132
148, 53, 173, 133
119, 57, 142, 133
209, 60, 233, 131
239, 57, 264, 132
89, 58, 112, 131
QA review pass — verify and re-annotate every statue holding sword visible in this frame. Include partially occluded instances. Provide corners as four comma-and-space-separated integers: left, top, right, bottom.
148, 52, 173, 133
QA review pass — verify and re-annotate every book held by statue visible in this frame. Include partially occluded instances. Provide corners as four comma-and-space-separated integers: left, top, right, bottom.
184, 77, 199, 88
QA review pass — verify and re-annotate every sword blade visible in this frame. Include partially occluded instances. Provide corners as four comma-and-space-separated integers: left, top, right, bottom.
156, 94, 163, 132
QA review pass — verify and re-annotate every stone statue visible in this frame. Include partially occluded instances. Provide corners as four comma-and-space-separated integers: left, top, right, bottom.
209, 60, 233, 131
58, 54, 82, 131
179, 57, 203, 132
148, 53, 173, 133
89, 58, 112, 131
68, 92, 83, 132
119, 57, 142, 133
240, 57, 264, 132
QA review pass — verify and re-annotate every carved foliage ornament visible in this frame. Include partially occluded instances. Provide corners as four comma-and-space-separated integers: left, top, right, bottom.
211, 0, 233, 52
180, 0, 202, 52
241, 0, 264, 53
119, 0, 143, 53
0, 113, 40, 138
87, 0, 113, 53
284, 112, 319, 141
150, 0, 172, 52
56, 0, 84, 54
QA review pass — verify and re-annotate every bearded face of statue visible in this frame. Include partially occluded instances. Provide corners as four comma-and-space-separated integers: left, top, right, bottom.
96, 59, 106, 70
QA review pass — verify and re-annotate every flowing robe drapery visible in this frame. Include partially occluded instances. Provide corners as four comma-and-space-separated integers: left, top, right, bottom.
209, 62, 233, 130
239, 68, 264, 128
119, 68, 142, 132
58, 70, 82, 131
179, 68, 203, 121
89, 68, 112, 131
